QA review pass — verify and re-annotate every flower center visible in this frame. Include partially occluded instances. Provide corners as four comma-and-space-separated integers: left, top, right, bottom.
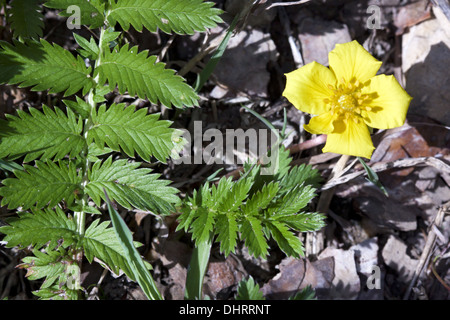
338, 94, 356, 111
324, 78, 372, 123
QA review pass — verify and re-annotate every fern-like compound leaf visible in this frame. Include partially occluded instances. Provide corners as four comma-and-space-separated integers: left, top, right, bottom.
240, 216, 269, 259
214, 213, 238, 256
0, 39, 94, 96
266, 220, 304, 258
86, 157, 179, 215
0, 207, 78, 250
241, 181, 278, 215
19, 248, 69, 288
108, 0, 222, 35
88, 103, 184, 163
0, 160, 82, 210
269, 184, 317, 216
274, 212, 326, 233
9, 0, 44, 39
0, 106, 85, 162
95, 44, 198, 108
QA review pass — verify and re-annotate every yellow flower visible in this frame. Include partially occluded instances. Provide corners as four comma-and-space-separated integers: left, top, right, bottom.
282, 40, 412, 159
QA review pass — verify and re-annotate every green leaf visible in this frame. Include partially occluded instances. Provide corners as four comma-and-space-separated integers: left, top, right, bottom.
218, 177, 253, 213
215, 213, 238, 256
19, 247, 72, 289
0, 207, 78, 250
0, 106, 85, 162
104, 189, 163, 300
289, 285, 317, 300
0, 160, 81, 210
266, 220, 304, 258
73, 33, 99, 60
0, 159, 24, 173
276, 212, 326, 233
32, 285, 79, 300
184, 236, 212, 300
240, 216, 268, 259
107, 0, 222, 35
87, 103, 184, 162
209, 177, 233, 208
63, 96, 92, 119
358, 157, 388, 196
269, 185, 316, 215
241, 181, 279, 215
82, 218, 135, 277
0, 39, 94, 96
235, 277, 265, 300
194, 12, 238, 92
190, 207, 215, 244
44, 0, 105, 29
95, 44, 198, 108
278, 164, 322, 193
9, 0, 44, 39
85, 142, 113, 162
86, 157, 179, 215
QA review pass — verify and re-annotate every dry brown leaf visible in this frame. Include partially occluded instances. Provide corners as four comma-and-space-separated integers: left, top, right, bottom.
394, 0, 432, 35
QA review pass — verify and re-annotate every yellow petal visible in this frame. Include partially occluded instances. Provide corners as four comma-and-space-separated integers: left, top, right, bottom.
304, 111, 336, 134
323, 119, 375, 159
360, 74, 412, 129
283, 61, 336, 115
329, 41, 382, 84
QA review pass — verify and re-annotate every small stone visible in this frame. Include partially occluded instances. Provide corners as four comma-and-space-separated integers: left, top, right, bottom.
318, 247, 361, 300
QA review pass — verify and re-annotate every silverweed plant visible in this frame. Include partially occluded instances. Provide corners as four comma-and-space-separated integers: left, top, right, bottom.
0, 0, 326, 300
0, 0, 222, 300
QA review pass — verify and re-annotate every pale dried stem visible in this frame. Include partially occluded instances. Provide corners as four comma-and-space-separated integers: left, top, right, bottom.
266, 0, 311, 10
321, 156, 450, 191
306, 154, 351, 257
403, 201, 450, 299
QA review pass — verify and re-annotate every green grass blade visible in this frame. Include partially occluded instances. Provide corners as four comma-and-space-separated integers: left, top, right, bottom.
0, 159, 23, 172
104, 189, 163, 300
184, 235, 212, 300
194, 13, 239, 92
357, 157, 388, 196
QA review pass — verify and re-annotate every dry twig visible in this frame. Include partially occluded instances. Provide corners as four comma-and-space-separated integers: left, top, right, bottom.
305, 154, 351, 257
266, 0, 311, 10
403, 201, 450, 299
321, 156, 450, 191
